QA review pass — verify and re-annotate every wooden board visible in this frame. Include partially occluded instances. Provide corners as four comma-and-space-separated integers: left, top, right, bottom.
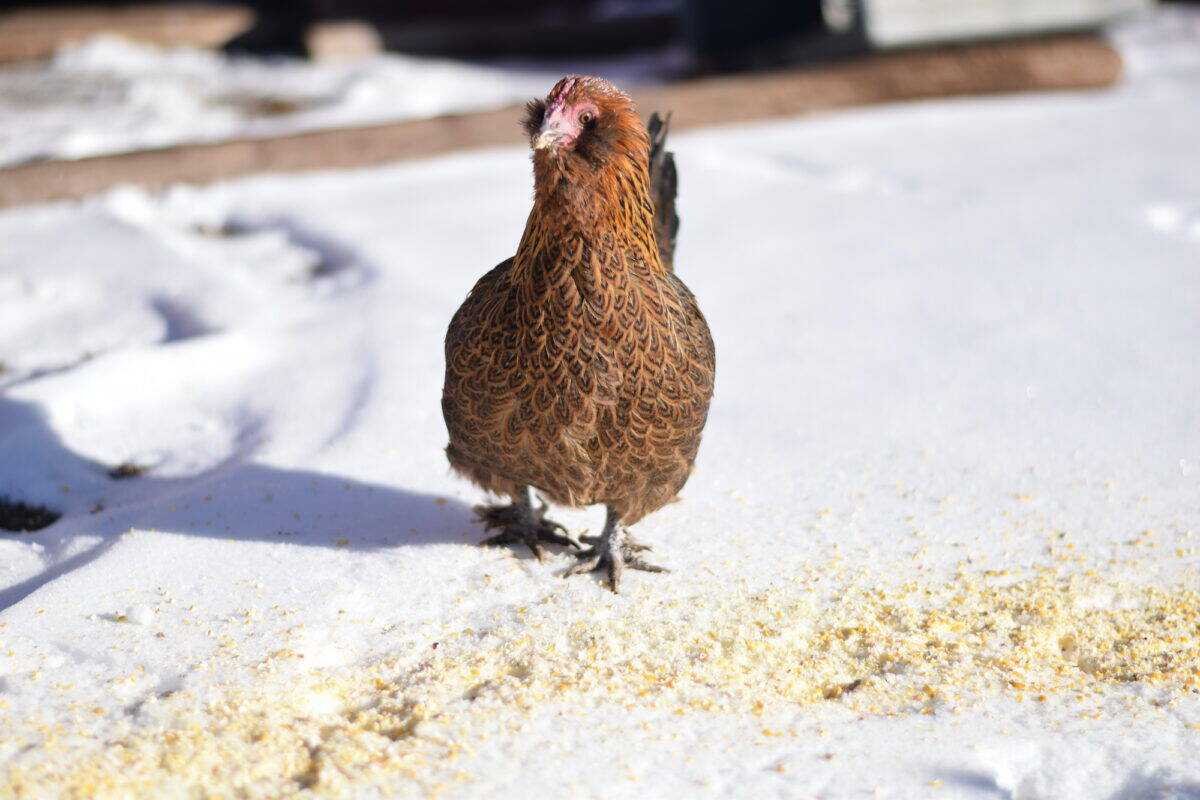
0, 33, 1122, 209
0, 4, 253, 63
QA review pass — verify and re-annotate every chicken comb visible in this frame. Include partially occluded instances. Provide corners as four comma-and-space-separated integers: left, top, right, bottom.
545, 76, 579, 117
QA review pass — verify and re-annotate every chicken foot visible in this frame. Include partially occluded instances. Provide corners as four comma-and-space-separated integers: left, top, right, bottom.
564, 506, 667, 592
477, 485, 579, 561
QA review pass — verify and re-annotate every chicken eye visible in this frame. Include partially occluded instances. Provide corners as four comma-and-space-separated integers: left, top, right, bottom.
578, 110, 595, 125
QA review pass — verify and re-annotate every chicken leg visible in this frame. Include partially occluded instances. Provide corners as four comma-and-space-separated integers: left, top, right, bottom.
565, 506, 667, 592
478, 485, 578, 561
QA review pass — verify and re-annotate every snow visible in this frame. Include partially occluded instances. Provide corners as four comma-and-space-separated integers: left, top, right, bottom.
1, 7, 1199, 799
0, 35, 552, 167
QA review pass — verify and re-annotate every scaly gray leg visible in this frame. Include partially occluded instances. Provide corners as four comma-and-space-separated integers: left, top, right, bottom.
477, 485, 578, 561
565, 506, 667, 592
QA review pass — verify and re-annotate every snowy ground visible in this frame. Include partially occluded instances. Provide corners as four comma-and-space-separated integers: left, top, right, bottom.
0, 35, 553, 167
2, 7, 1199, 800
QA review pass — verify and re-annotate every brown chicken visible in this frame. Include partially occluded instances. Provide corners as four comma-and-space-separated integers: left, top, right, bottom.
442, 76, 715, 591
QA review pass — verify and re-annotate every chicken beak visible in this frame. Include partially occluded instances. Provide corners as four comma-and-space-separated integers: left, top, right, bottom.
533, 131, 560, 150
533, 117, 571, 151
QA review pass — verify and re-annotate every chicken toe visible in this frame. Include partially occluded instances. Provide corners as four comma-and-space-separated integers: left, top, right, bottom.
565, 507, 667, 592
477, 486, 579, 560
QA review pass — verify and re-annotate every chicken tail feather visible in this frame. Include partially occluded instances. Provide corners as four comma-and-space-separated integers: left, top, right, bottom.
647, 112, 679, 273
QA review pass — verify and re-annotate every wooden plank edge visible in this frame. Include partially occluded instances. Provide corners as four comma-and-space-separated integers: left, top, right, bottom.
0, 33, 1121, 209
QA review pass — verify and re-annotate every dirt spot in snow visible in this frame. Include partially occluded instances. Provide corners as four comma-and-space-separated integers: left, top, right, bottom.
107, 462, 150, 480
0, 496, 61, 531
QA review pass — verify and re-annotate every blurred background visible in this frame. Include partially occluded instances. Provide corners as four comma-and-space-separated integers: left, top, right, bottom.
0, 0, 1192, 204
0, 0, 1172, 66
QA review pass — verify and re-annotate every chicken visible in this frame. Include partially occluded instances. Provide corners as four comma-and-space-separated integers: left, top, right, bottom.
441, 76, 715, 591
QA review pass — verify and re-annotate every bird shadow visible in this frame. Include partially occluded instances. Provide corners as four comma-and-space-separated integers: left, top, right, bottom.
0, 396, 477, 612
1107, 773, 1200, 800
938, 769, 1013, 799
938, 766, 1200, 800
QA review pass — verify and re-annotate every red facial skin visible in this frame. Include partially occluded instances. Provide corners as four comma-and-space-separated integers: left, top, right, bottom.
534, 89, 600, 152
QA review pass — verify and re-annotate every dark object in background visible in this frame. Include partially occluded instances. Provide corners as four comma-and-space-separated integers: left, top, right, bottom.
223, 0, 312, 55
223, 0, 668, 57
685, 0, 824, 56
320, 0, 670, 57
684, 0, 867, 71
0, 0, 1159, 64
216, 0, 1150, 73
214, 0, 854, 67
682, 0, 1155, 72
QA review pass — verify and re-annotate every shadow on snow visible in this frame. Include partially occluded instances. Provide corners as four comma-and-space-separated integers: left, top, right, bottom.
0, 396, 476, 611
